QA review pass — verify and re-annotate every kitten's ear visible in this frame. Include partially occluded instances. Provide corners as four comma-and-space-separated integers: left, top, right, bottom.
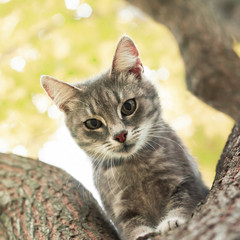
111, 35, 143, 79
40, 75, 79, 113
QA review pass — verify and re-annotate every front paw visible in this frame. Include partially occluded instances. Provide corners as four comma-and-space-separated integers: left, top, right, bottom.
128, 225, 155, 240
156, 216, 186, 234
136, 232, 160, 240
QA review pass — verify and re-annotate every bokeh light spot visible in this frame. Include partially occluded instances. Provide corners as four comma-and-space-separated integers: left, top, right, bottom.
10, 56, 26, 72
158, 67, 170, 81
32, 94, 51, 114
48, 105, 62, 119
76, 3, 92, 19
0, 138, 9, 153
52, 13, 65, 26
0, 0, 11, 4
65, 0, 79, 10
12, 145, 28, 157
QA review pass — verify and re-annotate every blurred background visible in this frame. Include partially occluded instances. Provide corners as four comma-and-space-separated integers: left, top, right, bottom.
0, 0, 235, 198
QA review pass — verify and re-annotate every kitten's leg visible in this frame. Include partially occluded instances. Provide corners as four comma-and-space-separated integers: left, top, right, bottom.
156, 181, 203, 234
116, 213, 155, 240
128, 225, 155, 240
156, 207, 188, 234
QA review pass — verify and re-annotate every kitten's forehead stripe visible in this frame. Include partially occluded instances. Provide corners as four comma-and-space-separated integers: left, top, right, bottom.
112, 90, 121, 103
88, 102, 96, 115
146, 109, 158, 119
143, 93, 158, 101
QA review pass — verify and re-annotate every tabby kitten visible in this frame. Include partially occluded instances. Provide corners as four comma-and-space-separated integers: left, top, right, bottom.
40, 35, 209, 240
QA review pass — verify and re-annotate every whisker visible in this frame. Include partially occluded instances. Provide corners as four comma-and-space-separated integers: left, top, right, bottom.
145, 141, 157, 151
110, 157, 122, 194
151, 135, 188, 156
106, 158, 116, 197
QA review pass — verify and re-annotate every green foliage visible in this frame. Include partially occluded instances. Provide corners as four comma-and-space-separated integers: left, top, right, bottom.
0, 0, 233, 185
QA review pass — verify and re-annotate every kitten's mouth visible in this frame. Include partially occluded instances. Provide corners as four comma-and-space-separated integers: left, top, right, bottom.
117, 143, 135, 153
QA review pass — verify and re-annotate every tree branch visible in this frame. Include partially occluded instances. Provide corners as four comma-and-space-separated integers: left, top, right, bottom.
212, 0, 240, 40
126, 0, 240, 121
0, 153, 119, 240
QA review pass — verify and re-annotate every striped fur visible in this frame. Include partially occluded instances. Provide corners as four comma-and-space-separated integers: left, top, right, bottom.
41, 36, 209, 240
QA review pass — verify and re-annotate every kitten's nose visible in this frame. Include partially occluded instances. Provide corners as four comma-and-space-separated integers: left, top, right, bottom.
114, 130, 128, 143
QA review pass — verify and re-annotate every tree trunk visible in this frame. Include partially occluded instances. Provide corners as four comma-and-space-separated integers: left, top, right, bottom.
126, 0, 240, 121
212, 0, 240, 40
0, 123, 240, 239
0, 153, 119, 240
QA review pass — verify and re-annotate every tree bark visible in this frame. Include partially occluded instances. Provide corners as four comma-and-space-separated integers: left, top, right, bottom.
212, 0, 240, 40
126, 0, 240, 121
0, 153, 119, 240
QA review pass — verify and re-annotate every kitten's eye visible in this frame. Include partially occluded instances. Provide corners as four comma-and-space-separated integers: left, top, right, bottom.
121, 99, 136, 116
84, 119, 102, 130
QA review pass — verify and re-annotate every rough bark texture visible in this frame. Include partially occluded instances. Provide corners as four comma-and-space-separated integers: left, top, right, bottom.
126, 0, 240, 121
212, 0, 240, 40
0, 153, 119, 240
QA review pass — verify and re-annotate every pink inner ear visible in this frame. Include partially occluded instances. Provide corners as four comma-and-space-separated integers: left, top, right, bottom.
121, 38, 143, 78
112, 36, 144, 78
43, 84, 54, 101
129, 57, 143, 78
127, 42, 139, 57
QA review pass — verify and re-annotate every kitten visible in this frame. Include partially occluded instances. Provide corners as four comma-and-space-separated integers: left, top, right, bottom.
40, 35, 209, 240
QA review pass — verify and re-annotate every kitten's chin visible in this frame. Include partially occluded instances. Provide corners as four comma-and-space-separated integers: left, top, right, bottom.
86, 140, 143, 162
117, 143, 135, 153
113, 135, 148, 159
112, 143, 138, 159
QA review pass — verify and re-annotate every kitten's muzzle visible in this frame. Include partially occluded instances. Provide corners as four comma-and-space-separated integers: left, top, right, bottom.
114, 130, 128, 143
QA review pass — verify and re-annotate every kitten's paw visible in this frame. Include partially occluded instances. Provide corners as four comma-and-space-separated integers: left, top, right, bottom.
136, 232, 160, 240
128, 226, 155, 240
156, 216, 186, 234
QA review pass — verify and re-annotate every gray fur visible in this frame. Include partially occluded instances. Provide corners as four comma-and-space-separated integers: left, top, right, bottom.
41, 36, 209, 240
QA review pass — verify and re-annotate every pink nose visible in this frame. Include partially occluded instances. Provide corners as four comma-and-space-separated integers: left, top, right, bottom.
114, 131, 128, 143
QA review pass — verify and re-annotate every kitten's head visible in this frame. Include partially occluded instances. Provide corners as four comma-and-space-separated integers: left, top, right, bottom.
41, 36, 161, 162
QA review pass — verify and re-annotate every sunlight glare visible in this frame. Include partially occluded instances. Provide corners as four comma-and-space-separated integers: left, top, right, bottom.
12, 145, 28, 157
52, 13, 65, 26
118, 6, 145, 23
53, 39, 70, 59
1, 11, 19, 39
24, 48, 40, 61
10, 56, 26, 72
76, 3, 92, 18
32, 94, 50, 114
48, 105, 62, 119
159, 88, 173, 110
0, 0, 11, 4
65, 0, 79, 10
0, 138, 9, 153
170, 114, 193, 131
158, 67, 170, 81
144, 66, 158, 82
